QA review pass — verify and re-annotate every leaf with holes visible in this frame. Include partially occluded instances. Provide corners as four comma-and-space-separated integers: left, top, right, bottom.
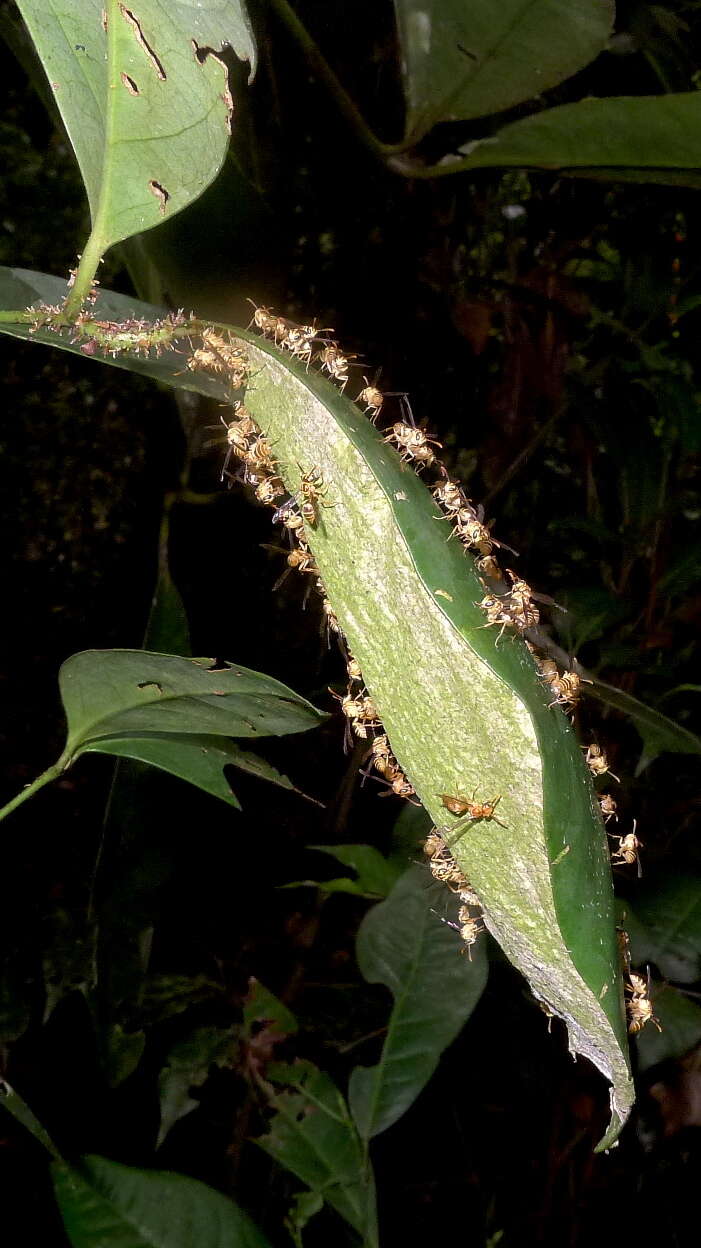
15, 0, 255, 252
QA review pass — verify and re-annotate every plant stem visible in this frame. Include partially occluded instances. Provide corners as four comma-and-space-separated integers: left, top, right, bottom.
266, 0, 408, 160
60, 225, 107, 321
0, 758, 68, 824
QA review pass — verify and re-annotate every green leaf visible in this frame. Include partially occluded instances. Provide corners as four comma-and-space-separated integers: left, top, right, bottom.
227, 330, 633, 1149
306, 844, 402, 897
157, 1026, 233, 1148
101, 1024, 146, 1088
243, 979, 298, 1039
398, 91, 701, 181
85, 733, 308, 810
586, 678, 701, 771
634, 986, 701, 1073
15, 0, 255, 252
59, 650, 324, 756
626, 872, 701, 985
394, 0, 614, 139
52, 1154, 271, 1248
348, 866, 487, 1140
257, 1061, 377, 1247
0, 279, 634, 1145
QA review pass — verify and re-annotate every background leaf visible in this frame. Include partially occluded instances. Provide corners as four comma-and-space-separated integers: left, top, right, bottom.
348, 866, 488, 1139
157, 1025, 233, 1148
283, 844, 403, 898
394, 0, 614, 138
400, 91, 701, 182
15, 0, 255, 250
85, 734, 307, 810
52, 1154, 271, 1248
256, 1060, 377, 1246
59, 650, 324, 754
625, 872, 701, 984
634, 986, 701, 1073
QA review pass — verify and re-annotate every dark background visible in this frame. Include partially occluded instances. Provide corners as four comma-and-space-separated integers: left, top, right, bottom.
1, 2, 701, 1244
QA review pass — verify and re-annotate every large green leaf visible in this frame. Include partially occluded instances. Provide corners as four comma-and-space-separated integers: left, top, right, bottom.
256, 1061, 378, 1247
394, 0, 614, 139
15, 0, 255, 251
401, 91, 701, 180
59, 650, 324, 753
52, 1154, 271, 1248
349, 866, 488, 1140
0, 278, 634, 1146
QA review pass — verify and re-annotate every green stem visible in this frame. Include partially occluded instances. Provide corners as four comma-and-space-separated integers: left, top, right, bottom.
0, 308, 37, 323
0, 757, 68, 825
266, 0, 410, 159
60, 225, 108, 321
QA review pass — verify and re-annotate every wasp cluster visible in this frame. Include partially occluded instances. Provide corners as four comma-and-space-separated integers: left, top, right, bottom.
218, 305, 644, 921
422, 829, 483, 958
29, 303, 193, 359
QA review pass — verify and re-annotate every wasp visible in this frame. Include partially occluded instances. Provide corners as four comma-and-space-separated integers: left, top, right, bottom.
583, 744, 619, 783
455, 515, 495, 556
321, 597, 343, 640
433, 477, 473, 516
201, 327, 248, 376
357, 377, 384, 421
246, 299, 279, 337
626, 969, 661, 1034
331, 690, 381, 741
545, 670, 584, 711
439, 791, 505, 826
246, 435, 277, 473
475, 554, 502, 579
297, 465, 333, 524
383, 422, 442, 470
347, 655, 363, 683
477, 593, 522, 644
318, 343, 353, 390
610, 820, 642, 873
599, 794, 618, 823
254, 475, 286, 507
272, 543, 319, 592
434, 905, 484, 959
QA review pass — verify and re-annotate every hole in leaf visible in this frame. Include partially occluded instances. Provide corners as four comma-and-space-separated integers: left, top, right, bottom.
120, 5, 166, 80
148, 180, 169, 214
120, 72, 139, 95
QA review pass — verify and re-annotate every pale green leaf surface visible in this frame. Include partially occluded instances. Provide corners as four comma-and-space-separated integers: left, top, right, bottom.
16, 0, 255, 249
421, 91, 701, 177
394, 0, 614, 137
257, 1061, 377, 1245
59, 650, 324, 755
229, 331, 633, 1148
349, 866, 488, 1140
52, 1154, 270, 1248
